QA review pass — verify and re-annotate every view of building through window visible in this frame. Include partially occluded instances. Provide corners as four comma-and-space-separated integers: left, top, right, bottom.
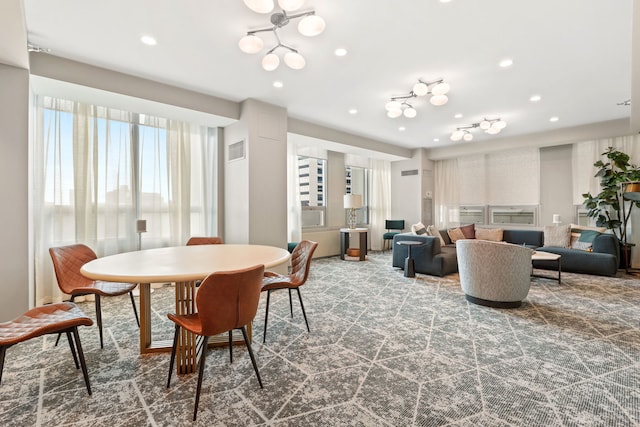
298, 156, 326, 227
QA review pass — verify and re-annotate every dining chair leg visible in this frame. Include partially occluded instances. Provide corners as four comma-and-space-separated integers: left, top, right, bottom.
95, 295, 104, 348
65, 331, 80, 369
0, 346, 6, 384
129, 291, 140, 327
228, 331, 233, 364
55, 295, 77, 347
71, 326, 92, 395
167, 324, 180, 388
263, 289, 272, 343
288, 289, 293, 317
241, 326, 263, 389
193, 335, 209, 421
296, 288, 310, 332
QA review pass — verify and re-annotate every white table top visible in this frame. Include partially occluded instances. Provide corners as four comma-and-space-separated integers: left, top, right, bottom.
340, 227, 368, 232
80, 244, 291, 283
531, 251, 561, 261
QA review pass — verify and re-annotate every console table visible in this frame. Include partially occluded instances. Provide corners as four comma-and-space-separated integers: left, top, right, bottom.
340, 228, 368, 261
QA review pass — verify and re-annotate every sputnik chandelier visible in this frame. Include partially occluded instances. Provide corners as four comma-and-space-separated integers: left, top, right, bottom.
450, 118, 507, 141
385, 79, 450, 119
239, 0, 326, 71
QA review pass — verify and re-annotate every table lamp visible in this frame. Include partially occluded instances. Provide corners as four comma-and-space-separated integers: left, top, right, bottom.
343, 194, 362, 229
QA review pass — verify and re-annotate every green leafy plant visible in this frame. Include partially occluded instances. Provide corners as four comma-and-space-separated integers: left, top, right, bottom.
582, 147, 640, 242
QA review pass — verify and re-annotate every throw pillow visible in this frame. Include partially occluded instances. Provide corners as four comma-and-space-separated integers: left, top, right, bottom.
543, 224, 571, 248
475, 227, 504, 242
426, 224, 447, 246
459, 223, 476, 239
411, 222, 427, 235
573, 229, 601, 251
447, 227, 466, 243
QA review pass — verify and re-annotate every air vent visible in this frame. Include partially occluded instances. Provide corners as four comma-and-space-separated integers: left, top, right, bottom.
228, 140, 245, 161
401, 169, 419, 176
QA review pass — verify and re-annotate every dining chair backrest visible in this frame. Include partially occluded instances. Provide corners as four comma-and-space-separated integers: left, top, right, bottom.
385, 220, 405, 232
290, 240, 319, 286
49, 244, 98, 294
186, 236, 223, 245
195, 264, 265, 336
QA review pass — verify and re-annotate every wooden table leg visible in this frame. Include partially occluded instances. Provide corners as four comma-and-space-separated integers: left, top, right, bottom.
175, 280, 198, 374
139, 283, 152, 353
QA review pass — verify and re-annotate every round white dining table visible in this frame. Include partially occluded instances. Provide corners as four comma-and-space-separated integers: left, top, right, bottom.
81, 244, 290, 374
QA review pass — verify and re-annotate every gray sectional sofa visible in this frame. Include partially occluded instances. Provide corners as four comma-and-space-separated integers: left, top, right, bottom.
392, 228, 620, 277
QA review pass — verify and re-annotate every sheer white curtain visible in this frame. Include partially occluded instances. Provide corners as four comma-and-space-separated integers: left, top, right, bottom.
434, 158, 460, 229
33, 96, 212, 305
287, 141, 302, 243
572, 135, 640, 204
369, 158, 391, 251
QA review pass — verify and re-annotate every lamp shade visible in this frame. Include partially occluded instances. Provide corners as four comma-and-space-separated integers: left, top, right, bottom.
278, 0, 304, 11
429, 94, 448, 106
243, 0, 274, 13
298, 15, 325, 36
239, 34, 264, 54
623, 181, 640, 201
262, 53, 280, 71
344, 194, 362, 209
284, 51, 306, 69
413, 81, 429, 96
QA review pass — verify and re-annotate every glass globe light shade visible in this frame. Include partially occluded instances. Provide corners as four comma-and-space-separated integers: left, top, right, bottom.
385, 100, 402, 111
298, 15, 326, 37
238, 35, 264, 54
278, 0, 304, 11
284, 51, 305, 69
431, 81, 450, 96
463, 132, 474, 141
243, 0, 274, 14
413, 82, 429, 96
403, 107, 417, 118
429, 94, 448, 106
262, 53, 280, 71
479, 120, 491, 130
450, 130, 464, 141
494, 119, 507, 129
387, 109, 402, 118
485, 127, 501, 135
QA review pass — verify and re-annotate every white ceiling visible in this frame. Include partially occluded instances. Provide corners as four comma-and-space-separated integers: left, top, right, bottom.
23, 0, 634, 150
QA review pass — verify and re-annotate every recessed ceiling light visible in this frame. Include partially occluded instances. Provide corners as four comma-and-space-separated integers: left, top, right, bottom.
398, 126, 406, 132
334, 48, 348, 57
549, 116, 559, 122
348, 108, 358, 115
530, 95, 542, 102
140, 35, 157, 46
433, 138, 440, 142
499, 58, 513, 68
454, 113, 463, 119
273, 81, 284, 88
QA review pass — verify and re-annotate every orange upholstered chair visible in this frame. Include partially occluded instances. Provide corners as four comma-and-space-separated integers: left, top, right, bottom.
261, 240, 318, 343
49, 244, 139, 348
186, 236, 223, 245
0, 302, 94, 394
166, 264, 265, 421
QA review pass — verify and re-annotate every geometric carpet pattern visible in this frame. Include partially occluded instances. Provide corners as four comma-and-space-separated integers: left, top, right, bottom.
1, 252, 640, 426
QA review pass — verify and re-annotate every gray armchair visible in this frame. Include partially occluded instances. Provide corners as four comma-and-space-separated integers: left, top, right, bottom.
457, 239, 533, 308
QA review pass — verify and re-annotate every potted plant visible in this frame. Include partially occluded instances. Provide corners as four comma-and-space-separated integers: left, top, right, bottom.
582, 147, 640, 268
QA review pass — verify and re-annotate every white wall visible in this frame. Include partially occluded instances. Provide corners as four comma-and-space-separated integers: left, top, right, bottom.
539, 145, 574, 227
0, 63, 30, 321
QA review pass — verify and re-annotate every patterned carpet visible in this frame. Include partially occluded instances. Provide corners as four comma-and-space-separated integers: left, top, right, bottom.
1, 252, 640, 426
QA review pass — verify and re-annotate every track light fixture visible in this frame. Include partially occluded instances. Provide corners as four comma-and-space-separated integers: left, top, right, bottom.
450, 118, 507, 141
239, 0, 325, 71
385, 79, 450, 119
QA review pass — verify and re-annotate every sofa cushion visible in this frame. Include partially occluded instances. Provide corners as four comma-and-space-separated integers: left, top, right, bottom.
447, 227, 466, 243
426, 225, 446, 246
543, 225, 571, 247
411, 222, 427, 235
460, 223, 476, 239
475, 228, 503, 242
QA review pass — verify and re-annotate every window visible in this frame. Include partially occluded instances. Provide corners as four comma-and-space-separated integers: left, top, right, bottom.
345, 166, 369, 225
459, 206, 486, 225
490, 206, 537, 226
298, 156, 326, 227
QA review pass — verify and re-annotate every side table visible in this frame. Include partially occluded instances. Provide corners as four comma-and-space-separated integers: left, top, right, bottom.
396, 240, 424, 277
340, 228, 368, 261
